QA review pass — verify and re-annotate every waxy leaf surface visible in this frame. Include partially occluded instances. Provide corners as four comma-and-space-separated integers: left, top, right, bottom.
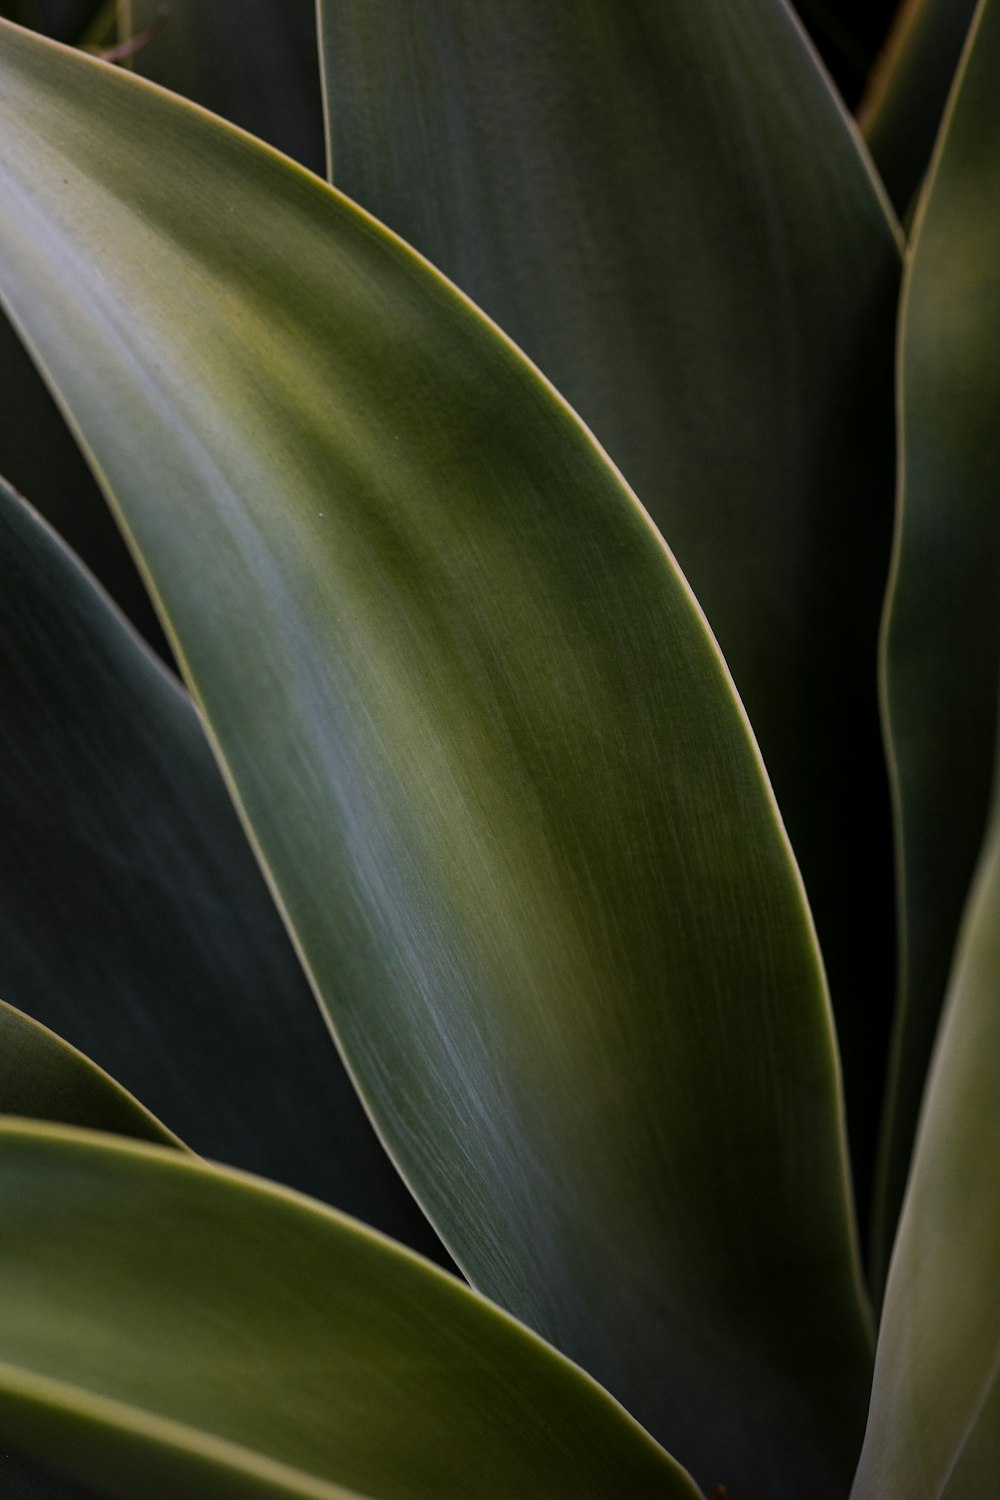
0, 1122, 698, 1500
0, 26, 873, 1498
0, 474, 439, 1258
319, 0, 902, 1211
0, 997, 178, 1147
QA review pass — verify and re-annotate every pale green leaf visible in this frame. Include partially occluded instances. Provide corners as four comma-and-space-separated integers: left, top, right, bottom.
0, 472, 439, 1258
873, 0, 1000, 1285
318, 0, 902, 1213
0, 1121, 698, 1500
852, 696, 1000, 1497
0, 26, 873, 1497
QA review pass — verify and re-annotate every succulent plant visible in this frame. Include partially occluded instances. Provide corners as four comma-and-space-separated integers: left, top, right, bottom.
0, 2, 994, 1497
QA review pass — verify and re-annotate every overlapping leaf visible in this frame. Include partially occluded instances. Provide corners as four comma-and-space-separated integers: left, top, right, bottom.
0, 998, 179, 1146
860, 0, 978, 216
0, 474, 439, 1259
853, 658, 1000, 1496
873, 0, 998, 1283
0, 26, 873, 1496
0, 1121, 699, 1500
319, 0, 901, 1212
120, 0, 325, 175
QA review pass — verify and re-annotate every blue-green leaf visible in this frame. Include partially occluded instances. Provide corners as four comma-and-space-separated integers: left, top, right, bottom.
318, 0, 902, 1213
0, 26, 873, 1497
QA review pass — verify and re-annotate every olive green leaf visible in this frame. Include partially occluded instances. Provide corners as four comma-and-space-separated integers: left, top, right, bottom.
860, 0, 978, 216
0, 317, 166, 653
852, 689, 1000, 1496
318, 0, 901, 1216
0, 997, 180, 1146
0, 1, 167, 652
873, 0, 1000, 1286
0, 473, 440, 1259
0, 25, 873, 1497
120, 0, 326, 175
0, 1121, 700, 1500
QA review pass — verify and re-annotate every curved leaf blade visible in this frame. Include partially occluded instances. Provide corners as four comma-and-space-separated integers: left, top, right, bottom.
0, 997, 179, 1147
0, 473, 440, 1258
0, 1121, 698, 1500
318, 0, 902, 1215
852, 719, 1000, 1497
860, 0, 978, 217
0, 27, 873, 1496
120, 0, 326, 175
873, 0, 1000, 1284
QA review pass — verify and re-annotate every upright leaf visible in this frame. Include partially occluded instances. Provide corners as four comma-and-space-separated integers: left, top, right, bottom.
318, 0, 901, 1214
874, 0, 999, 1284
120, 0, 326, 175
0, 27, 873, 1497
852, 665, 1000, 1496
0, 475, 440, 1259
0, 1122, 699, 1500
860, 0, 978, 216
0, 998, 179, 1146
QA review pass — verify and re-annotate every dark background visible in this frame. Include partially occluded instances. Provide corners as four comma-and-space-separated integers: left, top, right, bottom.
797, 0, 906, 107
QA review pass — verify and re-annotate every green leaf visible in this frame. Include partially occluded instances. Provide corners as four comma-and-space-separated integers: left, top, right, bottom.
0, 315, 167, 654
0, 998, 180, 1147
318, 0, 902, 1218
0, 1121, 700, 1500
0, 25, 873, 1497
860, 0, 978, 216
0, 473, 440, 1259
873, 0, 998, 1287
852, 658, 1000, 1495
120, 0, 326, 175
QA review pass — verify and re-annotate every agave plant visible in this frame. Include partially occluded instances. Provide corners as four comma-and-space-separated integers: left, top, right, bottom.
0, 1, 994, 1496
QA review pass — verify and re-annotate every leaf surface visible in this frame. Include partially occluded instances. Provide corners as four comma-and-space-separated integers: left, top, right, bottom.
0, 1122, 698, 1500
873, 0, 1000, 1283
0, 474, 439, 1258
852, 698, 1000, 1496
860, 0, 978, 216
0, 998, 179, 1147
0, 26, 874, 1497
318, 0, 902, 1215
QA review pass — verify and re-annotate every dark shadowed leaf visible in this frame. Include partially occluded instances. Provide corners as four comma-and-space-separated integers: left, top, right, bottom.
318, 0, 901, 1222
121, 0, 325, 175
860, 0, 978, 216
0, 473, 442, 1263
873, 0, 1000, 1286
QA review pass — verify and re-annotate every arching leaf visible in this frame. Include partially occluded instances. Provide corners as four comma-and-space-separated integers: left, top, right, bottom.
0, 26, 873, 1497
318, 0, 901, 1215
0, 997, 179, 1147
0, 474, 440, 1260
0, 1121, 699, 1500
